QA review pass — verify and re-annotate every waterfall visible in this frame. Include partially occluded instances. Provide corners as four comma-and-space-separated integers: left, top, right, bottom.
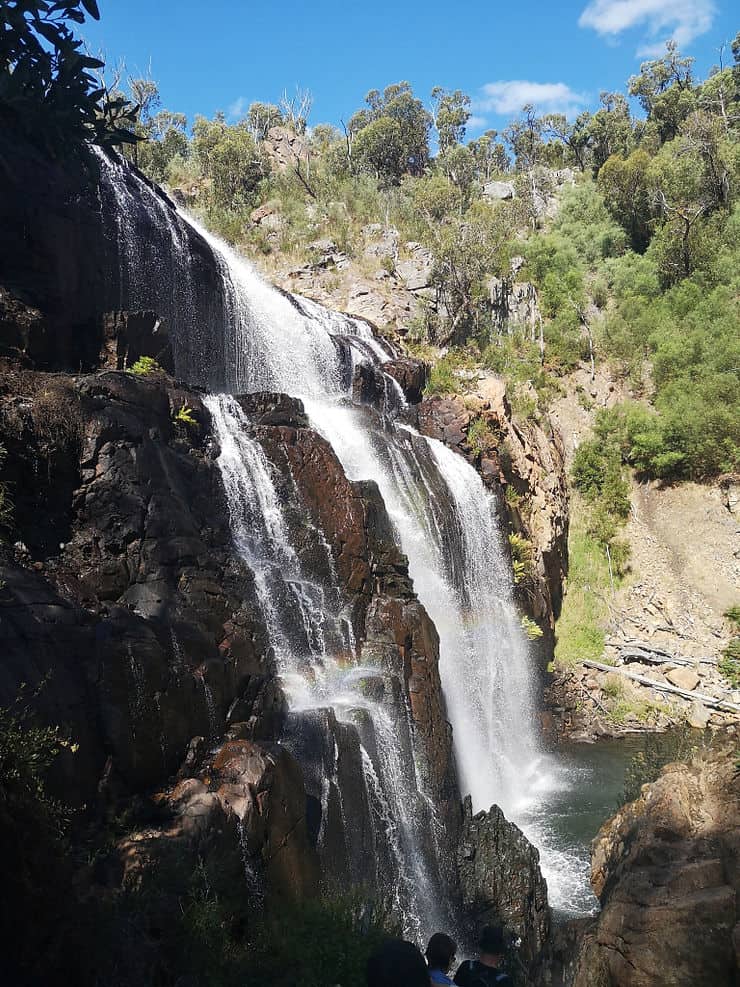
205, 393, 445, 937
96, 149, 589, 917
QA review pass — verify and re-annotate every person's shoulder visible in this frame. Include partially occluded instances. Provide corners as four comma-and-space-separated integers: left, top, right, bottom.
453, 959, 476, 985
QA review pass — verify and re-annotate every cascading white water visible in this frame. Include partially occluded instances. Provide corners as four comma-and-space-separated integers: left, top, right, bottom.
97, 150, 592, 916
205, 392, 445, 937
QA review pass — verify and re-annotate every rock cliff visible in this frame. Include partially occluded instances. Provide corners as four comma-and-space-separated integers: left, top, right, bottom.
0, 131, 556, 979
572, 743, 739, 986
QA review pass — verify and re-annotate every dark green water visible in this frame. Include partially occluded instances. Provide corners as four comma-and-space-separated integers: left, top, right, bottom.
520, 735, 656, 916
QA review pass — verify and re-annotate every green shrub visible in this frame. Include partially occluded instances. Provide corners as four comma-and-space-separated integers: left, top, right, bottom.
520, 614, 544, 640
0, 690, 76, 981
467, 416, 495, 455
128, 356, 163, 375
554, 512, 610, 666
174, 403, 197, 427
509, 532, 534, 585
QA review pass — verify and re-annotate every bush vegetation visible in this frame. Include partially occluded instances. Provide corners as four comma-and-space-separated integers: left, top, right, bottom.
553, 508, 614, 666
105, 32, 739, 482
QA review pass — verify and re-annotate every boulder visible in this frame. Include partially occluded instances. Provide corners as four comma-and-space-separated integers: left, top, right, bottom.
457, 797, 550, 974
573, 745, 740, 987
396, 242, 435, 291
382, 357, 429, 404
665, 666, 701, 691
483, 180, 515, 200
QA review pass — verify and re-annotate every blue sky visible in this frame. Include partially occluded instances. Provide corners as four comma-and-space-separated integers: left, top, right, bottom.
82, 1, 737, 135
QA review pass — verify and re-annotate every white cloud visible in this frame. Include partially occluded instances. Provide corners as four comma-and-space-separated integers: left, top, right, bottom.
476, 81, 589, 118
578, 0, 716, 54
227, 96, 247, 120
466, 114, 490, 131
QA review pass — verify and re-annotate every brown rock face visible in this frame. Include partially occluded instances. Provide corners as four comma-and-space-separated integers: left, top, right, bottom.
416, 378, 569, 639
382, 357, 429, 404
457, 797, 551, 975
247, 397, 461, 861
572, 745, 740, 987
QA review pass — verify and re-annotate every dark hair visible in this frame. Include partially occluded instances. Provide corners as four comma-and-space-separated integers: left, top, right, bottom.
426, 932, 457, 973
367, 938, 429, 987
479, 925, 506, 955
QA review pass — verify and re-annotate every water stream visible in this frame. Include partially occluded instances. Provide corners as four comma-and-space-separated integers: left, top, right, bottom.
96, 149, 591, 924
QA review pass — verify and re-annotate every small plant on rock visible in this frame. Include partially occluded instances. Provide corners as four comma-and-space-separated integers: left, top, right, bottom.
174, 403, 197, 428
520, 615, 543, 640
509, 532, 534, 585
128, 356, 162, 376
467, 416, 494, 456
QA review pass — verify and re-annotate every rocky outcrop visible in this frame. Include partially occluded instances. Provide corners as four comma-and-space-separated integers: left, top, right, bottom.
382, 357, 429, 404
264, 125, 310, 172
120, 738, 319, 907
416, 376, 569, 638
458, 797, 550, 975
0, 370, 279, 806
245, 394, 461, 858
489, 276, 541, 336
572, 744, 740, 987
0, 129, 225, 379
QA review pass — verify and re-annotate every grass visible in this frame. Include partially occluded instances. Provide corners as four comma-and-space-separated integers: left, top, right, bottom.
553, 502, 614, 666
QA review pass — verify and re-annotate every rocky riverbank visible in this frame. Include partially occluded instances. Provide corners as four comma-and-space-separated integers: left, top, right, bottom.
571, 741, 740, 986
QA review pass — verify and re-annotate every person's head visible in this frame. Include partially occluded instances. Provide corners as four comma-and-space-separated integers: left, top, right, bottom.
425, 932, 457, 973
478, 925, 507, 965
367, 937, 429, 987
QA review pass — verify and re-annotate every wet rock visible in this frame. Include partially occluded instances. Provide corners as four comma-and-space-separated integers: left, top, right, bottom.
417, 379, 568, 639
121, 738, 318, 906
98, 309, 173, 372
573, 745, 740, 987
458, 797, 550, 975
382, 357, 428, 403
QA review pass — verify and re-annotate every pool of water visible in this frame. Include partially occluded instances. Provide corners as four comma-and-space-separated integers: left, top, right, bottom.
516, 736, 650, 917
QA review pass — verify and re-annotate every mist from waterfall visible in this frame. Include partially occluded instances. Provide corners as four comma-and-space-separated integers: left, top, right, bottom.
97, 149, 594, 917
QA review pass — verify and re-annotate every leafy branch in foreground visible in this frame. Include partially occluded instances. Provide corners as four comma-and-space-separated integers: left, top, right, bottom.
0, 0, 139, 153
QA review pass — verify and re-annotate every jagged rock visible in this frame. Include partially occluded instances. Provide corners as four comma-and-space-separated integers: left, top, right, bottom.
0, 127, 226, 378
264, 125, 310, 172
98, 309, 173, 372
488, 277, 541, 335
121, 738, 318, 905
382, 357, 428, 403
573, 745, 740, 987
252, 407, 461, 865
483, 180, 515, 200
458, 797, 550, 974
396, 242, 435, 291
361, 224, 399, 262
0, 370, 278, 804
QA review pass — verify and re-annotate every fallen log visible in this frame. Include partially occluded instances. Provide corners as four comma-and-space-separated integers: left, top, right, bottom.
606, 639, 716, 667
582, 660, 740, 714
